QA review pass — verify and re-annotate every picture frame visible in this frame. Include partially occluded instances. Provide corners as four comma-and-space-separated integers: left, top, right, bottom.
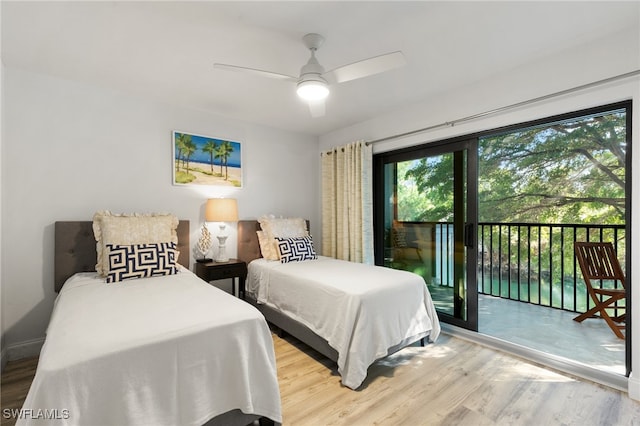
173, 131, 243, 187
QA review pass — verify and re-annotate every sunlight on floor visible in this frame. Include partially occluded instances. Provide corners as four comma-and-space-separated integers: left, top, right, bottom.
492, 361, 577, 383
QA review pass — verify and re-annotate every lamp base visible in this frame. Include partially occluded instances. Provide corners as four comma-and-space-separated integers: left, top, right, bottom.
215, 234, 229, 263
196, 258, 212, 263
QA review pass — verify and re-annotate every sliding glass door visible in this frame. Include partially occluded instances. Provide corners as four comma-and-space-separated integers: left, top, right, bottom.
374, 139, 478, 329
373, 101, 630, 377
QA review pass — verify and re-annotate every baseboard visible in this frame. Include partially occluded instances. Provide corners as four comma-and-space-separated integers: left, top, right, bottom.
441, 323, 629, 393
628, 372, 640, 401
6, 337, 44, 362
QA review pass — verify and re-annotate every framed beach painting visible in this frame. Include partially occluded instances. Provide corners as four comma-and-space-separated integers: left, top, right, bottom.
173, 131, 243, 187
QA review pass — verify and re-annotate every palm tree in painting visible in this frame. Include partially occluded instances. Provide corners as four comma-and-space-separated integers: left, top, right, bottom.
175, 133, 188, 172
202, 140, 217, 173
182, 137, 196, 175
218, 141, 235, 180
175, 133, 197, 172
214, 144, 225, 176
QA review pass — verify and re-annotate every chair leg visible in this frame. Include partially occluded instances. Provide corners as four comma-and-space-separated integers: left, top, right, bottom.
613, 313, 626, 323
573, 305, 603, 323
574, 293, 624, 321
575, 310, 625, 339
601, 312, 625, 339
573, 299, 626, 339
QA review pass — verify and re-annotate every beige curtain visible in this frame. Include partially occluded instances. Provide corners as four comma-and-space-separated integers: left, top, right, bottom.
321, 140, 374, 264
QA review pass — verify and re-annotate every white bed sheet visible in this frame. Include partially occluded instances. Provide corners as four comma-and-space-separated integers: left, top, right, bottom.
18, 268, 282, 426
247, 256, 440, 389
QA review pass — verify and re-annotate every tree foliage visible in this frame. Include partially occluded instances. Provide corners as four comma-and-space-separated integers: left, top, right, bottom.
400, 110, 626, 224
215, 141, 235, 181
175, 133, 196, 174
202, 140, 218, 173
399, 156, 454, 222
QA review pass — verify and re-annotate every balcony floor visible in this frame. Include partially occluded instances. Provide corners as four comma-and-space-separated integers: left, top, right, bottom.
477, 294, 626, 375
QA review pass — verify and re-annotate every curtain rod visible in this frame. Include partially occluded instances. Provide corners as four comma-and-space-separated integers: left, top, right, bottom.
367, 69, 640, 145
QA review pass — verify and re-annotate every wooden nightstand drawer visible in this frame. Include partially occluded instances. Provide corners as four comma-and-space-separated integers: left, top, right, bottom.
195, 259, 247, 299
216, 263, 245, 278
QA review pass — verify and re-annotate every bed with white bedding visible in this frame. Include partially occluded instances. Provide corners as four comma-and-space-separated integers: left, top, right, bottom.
238, 219, 441, 390
19, 219, 282, 426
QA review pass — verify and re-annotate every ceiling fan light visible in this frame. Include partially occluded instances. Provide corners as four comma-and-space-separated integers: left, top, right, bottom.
297, 79, 329, 101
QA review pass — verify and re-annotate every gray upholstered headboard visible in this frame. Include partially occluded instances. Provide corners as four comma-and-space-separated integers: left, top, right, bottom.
237, 220, 263, 265
54, 220, 190, 292
236, 220, 310, 265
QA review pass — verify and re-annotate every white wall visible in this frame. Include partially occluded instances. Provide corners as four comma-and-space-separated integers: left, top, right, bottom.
320, 27, 638, 152
320, 27, 640, 398
1, 67, 319, 357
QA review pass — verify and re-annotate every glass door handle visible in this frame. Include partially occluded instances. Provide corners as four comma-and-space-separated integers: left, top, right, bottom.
464, 223, 474, 248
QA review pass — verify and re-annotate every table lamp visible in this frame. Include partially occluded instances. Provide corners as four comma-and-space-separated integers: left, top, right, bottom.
205, 198, 238, 262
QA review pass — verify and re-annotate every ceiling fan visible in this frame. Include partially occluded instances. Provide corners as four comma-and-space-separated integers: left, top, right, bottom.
214, 33, 406, 118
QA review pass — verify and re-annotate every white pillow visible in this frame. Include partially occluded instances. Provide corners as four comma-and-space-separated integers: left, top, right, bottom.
93, 211, 179, 277
257, 216, 308, 260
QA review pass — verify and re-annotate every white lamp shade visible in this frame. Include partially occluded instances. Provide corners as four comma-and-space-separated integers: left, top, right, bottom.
205, 198, 238, 222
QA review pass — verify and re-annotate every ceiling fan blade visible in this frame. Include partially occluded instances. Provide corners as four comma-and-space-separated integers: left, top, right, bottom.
325, 51, 406, 84
213, 63, 297, 82
308, 99, 326, 118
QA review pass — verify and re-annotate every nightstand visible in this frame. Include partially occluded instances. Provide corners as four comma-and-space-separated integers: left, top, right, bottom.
195, 259, 247, 299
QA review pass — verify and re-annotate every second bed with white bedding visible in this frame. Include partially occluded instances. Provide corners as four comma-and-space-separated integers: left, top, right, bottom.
247, 256, 441, 390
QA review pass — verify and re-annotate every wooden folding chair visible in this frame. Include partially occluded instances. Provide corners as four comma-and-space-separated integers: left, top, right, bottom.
574, 242, 626, 339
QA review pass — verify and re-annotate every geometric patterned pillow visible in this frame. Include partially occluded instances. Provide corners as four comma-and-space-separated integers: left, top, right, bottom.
106, 242, 178, 283
275, 236, 318, 264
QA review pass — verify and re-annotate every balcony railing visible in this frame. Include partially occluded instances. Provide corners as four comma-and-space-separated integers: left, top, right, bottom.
387, 221, 626, 314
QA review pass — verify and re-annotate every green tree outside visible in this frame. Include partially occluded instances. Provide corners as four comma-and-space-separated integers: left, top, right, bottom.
400, 110, 626, 225
392, 109, 627, 313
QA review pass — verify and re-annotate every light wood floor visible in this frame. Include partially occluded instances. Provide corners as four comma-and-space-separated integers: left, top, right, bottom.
2, 332, 640, 426
1, 356, 37, 426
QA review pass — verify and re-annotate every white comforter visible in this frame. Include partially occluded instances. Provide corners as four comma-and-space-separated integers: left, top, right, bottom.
247, 256, 440, 389
18, 268, 282, 426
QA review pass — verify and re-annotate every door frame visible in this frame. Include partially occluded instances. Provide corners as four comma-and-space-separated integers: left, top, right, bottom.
373, 137, 479, 331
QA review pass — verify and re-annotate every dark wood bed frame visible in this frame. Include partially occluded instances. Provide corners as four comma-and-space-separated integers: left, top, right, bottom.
53, 220, 275, 426
237, 220, 428, 368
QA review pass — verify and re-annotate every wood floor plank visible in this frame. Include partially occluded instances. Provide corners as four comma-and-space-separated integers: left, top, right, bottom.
0, 357, 38, 426
3, 333, 640, 426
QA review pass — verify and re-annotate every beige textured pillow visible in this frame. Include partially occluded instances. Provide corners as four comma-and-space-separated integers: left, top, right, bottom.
257, 216, 308, 261
257, 231, 278, 261
93, 211, 179, 277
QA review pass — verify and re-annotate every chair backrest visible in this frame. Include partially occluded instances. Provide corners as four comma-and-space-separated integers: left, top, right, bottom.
574, 242, 626, 288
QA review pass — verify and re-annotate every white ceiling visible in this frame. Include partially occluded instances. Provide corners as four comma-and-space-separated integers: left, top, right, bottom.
2, 1, 638, 136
